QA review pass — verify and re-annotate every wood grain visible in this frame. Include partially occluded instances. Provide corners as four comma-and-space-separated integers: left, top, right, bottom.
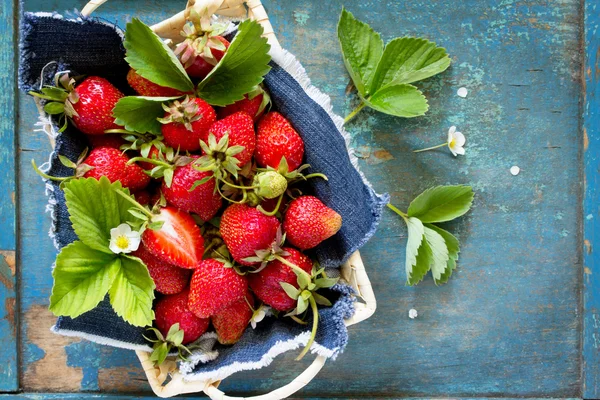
15, 0, 589, 398
583, 0, 600, 397
0, 0, 18, 391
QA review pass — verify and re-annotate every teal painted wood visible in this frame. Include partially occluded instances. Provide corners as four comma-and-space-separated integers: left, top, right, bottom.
13, 0, 589, 398
0, 0, 19, 392
583, 0, 600, 398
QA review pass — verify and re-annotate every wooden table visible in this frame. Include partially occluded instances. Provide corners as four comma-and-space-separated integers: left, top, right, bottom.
1, 0, 598, 398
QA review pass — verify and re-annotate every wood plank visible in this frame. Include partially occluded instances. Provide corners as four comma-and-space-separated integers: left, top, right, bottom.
0, 0, 19, 391
582, 0, 600, 398
17, 0, 585, 397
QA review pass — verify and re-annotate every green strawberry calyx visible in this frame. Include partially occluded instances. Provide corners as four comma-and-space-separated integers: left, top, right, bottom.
144, 323, 193, 366
31, 148, 94, 189
158, 96, 202, 131
243, 227, 289, 272
174, 9, 229, 68
28, 71, 80, 133
127, 146, 194, 188
276, 257, 339, 360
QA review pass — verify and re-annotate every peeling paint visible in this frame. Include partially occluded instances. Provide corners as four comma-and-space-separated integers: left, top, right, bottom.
585, 239, 593, 254
584, 127, 589, 151
4, 297, 15, 337
293, 10, 310, 26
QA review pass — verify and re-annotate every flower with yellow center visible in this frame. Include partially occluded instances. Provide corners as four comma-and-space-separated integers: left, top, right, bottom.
109, 223, 141, 254
413, 126, 466, 157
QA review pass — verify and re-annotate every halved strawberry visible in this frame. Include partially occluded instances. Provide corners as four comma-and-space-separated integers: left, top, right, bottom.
142, 207, 204, 269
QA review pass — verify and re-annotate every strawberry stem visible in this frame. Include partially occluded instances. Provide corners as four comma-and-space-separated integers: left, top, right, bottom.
302, 173, 328, 181
127, 157, 171, 168
273, 254, 313, 282
257, 193, 284, 216
413, 143, 446, 153
104, 129, 138, 135
216, 184, 248, 204
386, 203, 407, 218
296, 296, 319, 361
220, 179, 258, 190
31, 159, 69, 182
343, 102, 366, 124
113, 188, 154, 219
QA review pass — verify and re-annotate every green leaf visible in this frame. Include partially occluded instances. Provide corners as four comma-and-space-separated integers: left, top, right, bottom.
280, 282, 300, 300
196, 19, 271, 106
63, 177, 138, 253
44, 102, 65, 115
407, 185, 474, 223
369, 37, 451, 93
113, 96, 179, 135
426, 224, 460, 284
124, 18, 194, 92
108, 256, 155, 327
423, 225, 449, 282
49, 241, 120, 318
404, 217, 427, 285
409, 235, 432, 286
337, 8, 384, 96
363, 84, 428, 118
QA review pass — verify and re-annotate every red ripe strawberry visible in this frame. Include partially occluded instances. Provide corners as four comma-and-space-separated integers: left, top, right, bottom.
188, 259, 248, 318
83, 147, 150, 191
184, 36, 230, 79
256, 112, 305, 171
284, 196, 342, 249
211, 294, 253, 345
132, 244, 191, 295
220, 204, 280, 266
204, 112, 256, 166
72, 76, 124, 135
162, 157, 222, 222
127, 69, 188, 97
142, 206, 205, 269
86, 134, 125, 149
133, 190, 151, 206
248, 248, 313, 311
155, 289, 209, 345
160, 97, 216, 151
218, 92, 267, 122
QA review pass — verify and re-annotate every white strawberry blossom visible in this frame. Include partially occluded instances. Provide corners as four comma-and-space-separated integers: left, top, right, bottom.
413, 126, 466, 157
250, 305, 270, 329
109, 223, 141, 254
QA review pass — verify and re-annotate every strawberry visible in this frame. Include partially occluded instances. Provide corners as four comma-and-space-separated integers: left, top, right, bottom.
203, 111, 256, 166
220, 204, 280, 266
211, 294, 253, 345
159, 96, 216, 152
218, 87, 270, 122
162, 156, 222, 222
138, 145, 162, 171
127, 68, 188, 97
256, 112, 305, 171
71, 77, 124, 135
142, 206, 205, 269
188, 259, 248, 318
86, 134, 125, 149
248, 248, 313, 311
83, 147, 150, 191
185, 36, 230, 79
29, 73, 123, 135
283, 196, 342, 249
133, 190, 151, 206
155, 289, 209, 344
132, 244, 191, 295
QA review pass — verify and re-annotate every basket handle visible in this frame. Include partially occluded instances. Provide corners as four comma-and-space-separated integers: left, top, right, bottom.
81, 0, 279, 47
136, 350, 327, 399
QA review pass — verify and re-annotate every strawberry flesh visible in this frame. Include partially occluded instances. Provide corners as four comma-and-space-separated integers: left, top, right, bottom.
142, 207, 205, 269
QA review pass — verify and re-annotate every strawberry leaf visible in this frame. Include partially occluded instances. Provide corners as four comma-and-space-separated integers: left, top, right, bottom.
363, 83, 428, 118
197, 19, 271, 106
403, 217, 428, 285
337, 8, 384, 96
423, 225, 449, 282
50, 241, 121, 318
426, 224, 460, 284
63, 177, 139, 254
407, 185, 474, 223
113, 96, 180, 135
108, 255, 155, 327
124, 18, 194, 92
368, 37, 451, 93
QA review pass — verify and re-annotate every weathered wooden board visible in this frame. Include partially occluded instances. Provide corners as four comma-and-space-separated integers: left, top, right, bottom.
8, 0, 594, 398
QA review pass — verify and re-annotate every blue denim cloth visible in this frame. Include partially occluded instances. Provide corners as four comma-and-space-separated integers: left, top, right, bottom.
19, 12, 386, 376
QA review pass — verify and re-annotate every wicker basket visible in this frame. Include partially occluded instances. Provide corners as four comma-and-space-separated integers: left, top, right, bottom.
66, 1, 378, 398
